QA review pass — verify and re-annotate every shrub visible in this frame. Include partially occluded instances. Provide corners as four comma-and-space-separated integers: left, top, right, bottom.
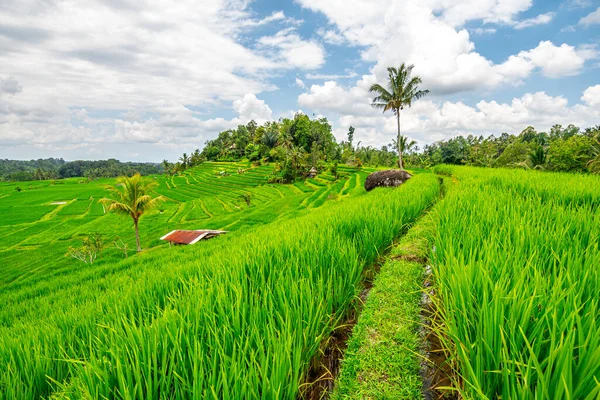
433, 165, 452, 176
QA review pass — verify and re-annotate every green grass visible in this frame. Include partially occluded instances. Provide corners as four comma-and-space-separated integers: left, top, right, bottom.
332, 214, 435, 400
3, 163, 597, 399
428, 166, 600, 399
0, 173, 441, 399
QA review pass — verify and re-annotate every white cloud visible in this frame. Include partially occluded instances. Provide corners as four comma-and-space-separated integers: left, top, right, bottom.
232, 93, 273, 123
581, 85, 600, 107
297, 78, 600, 148
257, 28, 325, 70
296, 0, 595, 96
514, 41, 594, 78
471, 27, 497, 35
513, 12, 555, 29
295, 78, 305, 88
316, 29, 347, 45
579, 7, 600, 26
305, 71, 358, 80
241, 11, 303, 28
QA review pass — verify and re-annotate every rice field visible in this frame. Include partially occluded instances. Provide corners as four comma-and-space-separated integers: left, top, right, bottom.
427, 167, 600, 399
0, 166, 440, 399
1, 163, 599, 399
0, 163, 372, 289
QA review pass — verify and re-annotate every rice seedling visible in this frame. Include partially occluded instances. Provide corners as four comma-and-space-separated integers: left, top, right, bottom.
428, 166, 600, 399
0, 173, 440, 399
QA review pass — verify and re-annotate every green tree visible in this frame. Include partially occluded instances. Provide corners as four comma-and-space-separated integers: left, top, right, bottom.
494, 140, 530, 167
369, 63, 429, 169
529, 143, 547, 169
179, 153, 189, 170
161, 159, 171, 175
396, 135, 417, 168
347, 126, 355, 149
101, 174, 165, 253
548, 135, 595, 172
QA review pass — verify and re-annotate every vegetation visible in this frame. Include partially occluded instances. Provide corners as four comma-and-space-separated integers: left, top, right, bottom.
332, 212, 434, 399
428, 167, 600, 398
0, 170, 440, 399
101, 174, 165, 252
1, 63, 599, 399
370, 63, 429, 169
66, 232, 104, 264
0, 158, 162, 181
414, 124, 600, 174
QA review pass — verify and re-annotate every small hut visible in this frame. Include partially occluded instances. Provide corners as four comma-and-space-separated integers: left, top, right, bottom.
308, 167, 318, 178
160, 230, 227, 246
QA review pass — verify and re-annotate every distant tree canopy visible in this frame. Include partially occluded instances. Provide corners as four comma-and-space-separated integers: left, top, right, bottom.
414, 124, 600, 174
193, 115, 600, 177
0, 158, 162, 181
4, 121, 599, 182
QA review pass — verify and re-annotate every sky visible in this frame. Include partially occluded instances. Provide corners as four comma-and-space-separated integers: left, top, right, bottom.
0, 0, 599, 162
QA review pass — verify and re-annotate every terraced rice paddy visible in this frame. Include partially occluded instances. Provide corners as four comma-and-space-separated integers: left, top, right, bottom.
0, 163, 598, 399
0, 162, 372, 289
0, 164, 440, 399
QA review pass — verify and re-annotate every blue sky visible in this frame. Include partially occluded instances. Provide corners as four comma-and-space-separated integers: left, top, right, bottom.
0, 0, 599, 161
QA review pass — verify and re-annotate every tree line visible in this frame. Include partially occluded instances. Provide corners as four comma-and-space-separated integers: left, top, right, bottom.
0, 158, 163, 181
413, 124, 600, 173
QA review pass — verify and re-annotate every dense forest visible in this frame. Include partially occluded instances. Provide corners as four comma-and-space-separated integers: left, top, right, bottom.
165, 113, 600, 179
0, 158, 162, 181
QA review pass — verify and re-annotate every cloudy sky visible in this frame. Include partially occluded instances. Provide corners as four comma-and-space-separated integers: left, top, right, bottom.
1, 0, 599, 162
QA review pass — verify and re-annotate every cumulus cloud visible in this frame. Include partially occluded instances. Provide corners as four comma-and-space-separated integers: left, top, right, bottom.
511, 41, 594, 78
232, 93, 273, 123
512, 12, 555, 29
257, 28, 325, 70
581, 85, 600, 107
579, 7, 600, 26
295, 78, 305, 88
298, 78, 600, 147
296, 0, 595, 95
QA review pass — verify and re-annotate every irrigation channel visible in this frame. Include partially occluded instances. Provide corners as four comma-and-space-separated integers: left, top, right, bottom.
301, 176, 448, 399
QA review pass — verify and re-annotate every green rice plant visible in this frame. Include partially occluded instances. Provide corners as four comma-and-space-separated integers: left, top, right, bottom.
428, 166, 600, 399
57, 199, 91, 216
0, 174, 440, 399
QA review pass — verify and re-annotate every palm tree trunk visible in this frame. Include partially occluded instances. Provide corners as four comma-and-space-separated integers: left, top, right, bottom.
134, 218, 141, 252
396, 110, 403, 170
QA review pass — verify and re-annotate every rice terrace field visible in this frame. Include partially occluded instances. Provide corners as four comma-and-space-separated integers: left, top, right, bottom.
0, 162, 598, 399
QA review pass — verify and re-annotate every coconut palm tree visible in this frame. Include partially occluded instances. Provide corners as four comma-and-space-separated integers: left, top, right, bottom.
101, 174, 164, 253
179, 153, 189, 170
393, 136, 417, 168
370, 63, 429, 169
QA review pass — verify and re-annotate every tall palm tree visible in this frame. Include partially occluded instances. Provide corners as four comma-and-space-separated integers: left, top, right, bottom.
101, 174, 164, 253
370, 63, 429, 169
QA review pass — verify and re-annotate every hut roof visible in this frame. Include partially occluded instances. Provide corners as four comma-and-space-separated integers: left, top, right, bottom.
160, 230, 227, 245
